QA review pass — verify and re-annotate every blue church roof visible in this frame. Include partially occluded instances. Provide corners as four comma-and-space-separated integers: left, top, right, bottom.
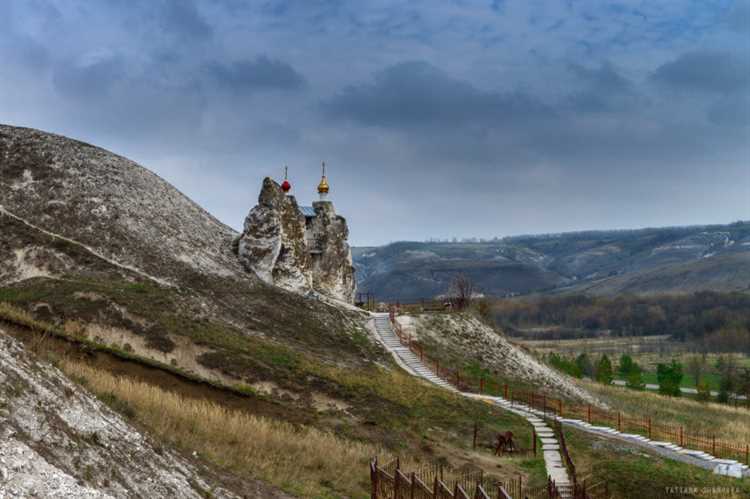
300, 206, 316, 218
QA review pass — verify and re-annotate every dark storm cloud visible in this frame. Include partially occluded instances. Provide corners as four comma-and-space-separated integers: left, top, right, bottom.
323, 61, 552, 128
652, 50, 750, 94
567, 62, 640, 112
1, 0, 748, 245
159, 0, 213, 40
206, 57, 307, 93
53, 56, 127, 100
0, 1, 49, 70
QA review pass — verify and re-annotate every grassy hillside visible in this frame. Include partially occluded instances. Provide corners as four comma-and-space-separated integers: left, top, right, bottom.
565, 426, 750, 499
0, 125, 549, 498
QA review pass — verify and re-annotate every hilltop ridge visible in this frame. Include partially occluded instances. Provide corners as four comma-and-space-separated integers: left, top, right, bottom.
354, 222, 750, 301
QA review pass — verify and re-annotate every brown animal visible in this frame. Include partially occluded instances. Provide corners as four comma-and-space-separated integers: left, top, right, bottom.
494, 431, 516, 455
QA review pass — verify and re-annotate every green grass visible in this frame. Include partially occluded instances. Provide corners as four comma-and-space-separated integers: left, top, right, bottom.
0, 295, 546, 489
577, 378, 750, 445
564, 425, 750, 499
613, 372, 723, 391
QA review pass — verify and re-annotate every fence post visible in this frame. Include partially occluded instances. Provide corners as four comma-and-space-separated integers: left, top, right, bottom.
518, 475, 523, 497
617, 411, 621, 432
587, 405, 592, 424
479, 377, 485, 394
680, 426, 684, 447
712, 435, 716, 456
746, 444, 749, 465
543, 394, 547, 416
394, 467, 400, 499
473, 422, 478, 450
504, 384, 509, 400
433, 477, 439, 499
371, 460, 378, 499
648, 418, 652, 440
410, 472, 416, 499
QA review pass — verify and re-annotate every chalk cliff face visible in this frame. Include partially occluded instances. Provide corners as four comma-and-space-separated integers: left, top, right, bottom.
0, 329, 239, 498
236, 178, 312, 293
307, 201, 356, 303
236, 178, 356, 303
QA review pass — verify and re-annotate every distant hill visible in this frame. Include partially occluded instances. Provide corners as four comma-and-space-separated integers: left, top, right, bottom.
353, 223, 750, 301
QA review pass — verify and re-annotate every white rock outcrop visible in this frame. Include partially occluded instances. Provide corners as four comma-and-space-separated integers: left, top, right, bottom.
0, 328, 238, 498
235, 178, 356, 303
236, 178, 312, 293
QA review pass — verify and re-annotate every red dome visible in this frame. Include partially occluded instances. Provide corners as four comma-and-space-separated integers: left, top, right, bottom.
281, 179, 292, 192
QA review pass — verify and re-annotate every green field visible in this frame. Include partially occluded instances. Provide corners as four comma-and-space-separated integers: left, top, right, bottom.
614, 372, 723, 391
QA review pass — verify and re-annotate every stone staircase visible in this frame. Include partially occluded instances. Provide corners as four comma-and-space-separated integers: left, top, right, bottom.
373, 314, 456, 391
371, 313, 572, 497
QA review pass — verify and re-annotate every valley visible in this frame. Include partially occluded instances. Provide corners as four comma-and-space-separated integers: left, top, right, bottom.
3, 2, 748, 497
1, 124, 747, 498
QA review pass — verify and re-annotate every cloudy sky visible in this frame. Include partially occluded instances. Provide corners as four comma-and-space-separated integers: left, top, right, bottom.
2, 0, 749, 246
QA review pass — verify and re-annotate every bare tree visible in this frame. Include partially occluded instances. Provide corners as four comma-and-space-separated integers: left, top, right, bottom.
448, 273, 475, 311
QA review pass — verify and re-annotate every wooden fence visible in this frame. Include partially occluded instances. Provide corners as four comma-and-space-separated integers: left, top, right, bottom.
553, 420, 610, 499
370, 458, 563, 499
387, 310, 750, 465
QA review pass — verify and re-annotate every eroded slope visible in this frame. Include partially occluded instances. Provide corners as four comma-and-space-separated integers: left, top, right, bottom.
0, 328, 253, 498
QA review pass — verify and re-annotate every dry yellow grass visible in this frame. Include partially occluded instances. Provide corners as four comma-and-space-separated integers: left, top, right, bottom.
61, 360, 392, 499
0, 302, 45, 329
578, 378, 750, 443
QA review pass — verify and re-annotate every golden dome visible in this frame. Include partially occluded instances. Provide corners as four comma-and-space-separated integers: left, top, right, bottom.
317, 161, 329, 194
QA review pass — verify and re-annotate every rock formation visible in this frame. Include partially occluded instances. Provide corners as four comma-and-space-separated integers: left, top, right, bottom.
236, 178, 312, 293
235, 177, 356, 303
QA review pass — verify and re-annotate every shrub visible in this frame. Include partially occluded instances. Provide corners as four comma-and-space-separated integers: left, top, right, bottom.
548, 353, 582, 378
657, 361, 683, 397
575, 353, 594, 378
595, 355, 613, 385
696, 381, 711, 402
717, 375, 732, 404
618, 354, 636, 377
625, 367, 645, 391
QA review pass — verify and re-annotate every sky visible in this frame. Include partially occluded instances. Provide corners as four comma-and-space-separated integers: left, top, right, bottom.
1, 0, 749, 246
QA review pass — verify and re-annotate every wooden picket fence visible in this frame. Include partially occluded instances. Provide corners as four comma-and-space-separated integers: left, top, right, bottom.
387, 310, 750, 465
370, 458, 564, 499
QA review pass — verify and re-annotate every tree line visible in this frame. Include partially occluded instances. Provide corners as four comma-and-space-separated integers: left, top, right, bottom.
548, 352, 750, 404
494, 291, 750, 352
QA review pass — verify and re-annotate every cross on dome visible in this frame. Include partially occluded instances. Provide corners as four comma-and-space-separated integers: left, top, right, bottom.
281, 165, 292, 193
317, 161, 329, 199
